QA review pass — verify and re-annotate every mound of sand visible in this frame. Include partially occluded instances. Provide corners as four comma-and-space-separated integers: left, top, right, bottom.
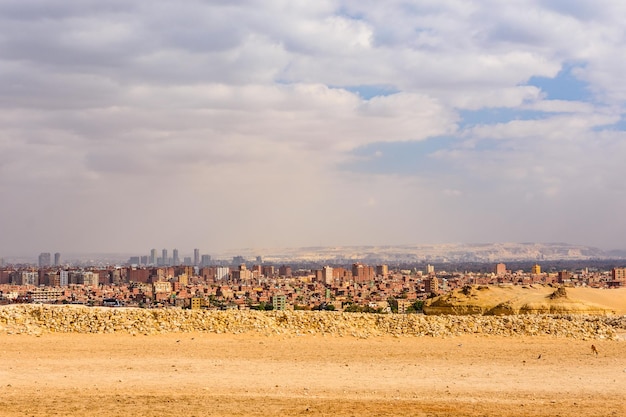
424, 285, 626, 315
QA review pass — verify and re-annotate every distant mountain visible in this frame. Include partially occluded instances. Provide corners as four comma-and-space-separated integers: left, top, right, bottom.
225, 242, 623, 263
4, 243, 623, 266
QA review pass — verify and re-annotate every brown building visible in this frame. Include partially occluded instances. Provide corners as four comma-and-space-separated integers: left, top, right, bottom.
612, 268, 626, 282
375, 265, 389, 277
424, 276, 439, 294
128, 268, 150, 283
278, 265, 292, 278
493, 263, 507, 275
558, 270, 571, 283
352, 263, 375, 283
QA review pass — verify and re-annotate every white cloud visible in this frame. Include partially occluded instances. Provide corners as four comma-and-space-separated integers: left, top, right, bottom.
1, 0, 626, 255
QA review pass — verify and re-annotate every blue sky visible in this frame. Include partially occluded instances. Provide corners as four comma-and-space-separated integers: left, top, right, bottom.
1, 0, 626, 255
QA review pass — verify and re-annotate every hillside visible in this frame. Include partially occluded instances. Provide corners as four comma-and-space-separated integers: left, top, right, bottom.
424, 285, 626, 315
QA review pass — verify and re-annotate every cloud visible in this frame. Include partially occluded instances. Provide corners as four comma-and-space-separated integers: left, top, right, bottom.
1, 0, 626, 256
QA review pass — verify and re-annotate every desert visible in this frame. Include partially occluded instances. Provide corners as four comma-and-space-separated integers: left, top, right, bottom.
1, 285, 625, 417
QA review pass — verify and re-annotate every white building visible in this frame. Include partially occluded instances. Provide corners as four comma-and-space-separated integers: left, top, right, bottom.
216, 266, 229, 281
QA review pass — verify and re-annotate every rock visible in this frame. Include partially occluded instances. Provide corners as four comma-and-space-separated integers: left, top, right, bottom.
0, 304, 621, 340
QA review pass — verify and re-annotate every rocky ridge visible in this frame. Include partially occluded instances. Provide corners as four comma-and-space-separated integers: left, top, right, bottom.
0, 304, 623, 340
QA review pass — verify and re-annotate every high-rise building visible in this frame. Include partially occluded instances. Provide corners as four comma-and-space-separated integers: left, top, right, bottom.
612, 268, 626, 282
531, 264, 542, 275
493, 263, 506, 275
201, 254, 211, 267
150, 249, 157, 265
59, 270, 69, 287
322, 266, 333, 285
162, 249, 168, 266
216, 266, 229, 280
194, 249, 200, 266
54, 253, 61, 266
424, 276, 439, 294
352, 263, 375, 283
38, 253, 51, 268
173, 249, 180, 265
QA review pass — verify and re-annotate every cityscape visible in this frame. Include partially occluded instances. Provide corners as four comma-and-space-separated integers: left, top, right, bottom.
2, 244, 625, 311
2, 0, 626, 415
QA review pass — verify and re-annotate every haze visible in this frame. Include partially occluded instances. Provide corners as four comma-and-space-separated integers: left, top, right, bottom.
1, 0, 625, 256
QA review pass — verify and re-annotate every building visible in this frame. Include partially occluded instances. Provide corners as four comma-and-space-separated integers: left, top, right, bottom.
322, 266, 333, 285
54, 253, 61, 266
216, 266, 229, 281
81, 271, 99, 286
612, 268, 626, 282
29, 288, 63, 303
190, 297, 203, 310
150, 249, 157, 265
59, 270, 69, 287
194, 249, 200, 266
531, 264, 542, 275
262, 265, 275, 278
17, 271, 38, 286
172, 249, 180, 266
426, 264, 435, 275
153, 281, 172, 294
200, 255, 211, 267
162, 249, 168, 266
397, 299, 413, 314
279, 265, 292, 278
375, 265, 389, 277
271, 295, 287, 311
558, 270, 571, 283
493, 263, 506, 275
38, 253, 51, 268
231, 264, 252, 282
424, 276, 439, 294
352, 263, 375, 283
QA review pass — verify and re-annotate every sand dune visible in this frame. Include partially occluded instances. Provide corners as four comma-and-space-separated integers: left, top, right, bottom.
425, 285, 626, 315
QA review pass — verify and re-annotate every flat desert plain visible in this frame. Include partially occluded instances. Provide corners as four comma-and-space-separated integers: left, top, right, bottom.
0, 332, 625, 416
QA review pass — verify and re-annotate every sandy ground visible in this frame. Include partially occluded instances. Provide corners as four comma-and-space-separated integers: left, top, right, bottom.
426, 286, 626, 315
0, 332, 625, 417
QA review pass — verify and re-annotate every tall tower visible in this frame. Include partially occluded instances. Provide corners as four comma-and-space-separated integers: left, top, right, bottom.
173, 249, 180, 266
193, 249, 200, 266
54, 252, 61, 266
150, 249, 157, 265
38, 253, 51, 268
162, 249, 168, 266
322, 266, 333, 285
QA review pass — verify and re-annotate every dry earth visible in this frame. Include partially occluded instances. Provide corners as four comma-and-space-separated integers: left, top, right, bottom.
0, 333, 625, 417
424, 285, 626, 315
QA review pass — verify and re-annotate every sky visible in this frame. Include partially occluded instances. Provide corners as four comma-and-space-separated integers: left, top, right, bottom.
1, 0, 626, 257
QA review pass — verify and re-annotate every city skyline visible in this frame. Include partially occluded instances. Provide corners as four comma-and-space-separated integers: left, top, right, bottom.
4, 241, 626, 266
1, 1, 626, 255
